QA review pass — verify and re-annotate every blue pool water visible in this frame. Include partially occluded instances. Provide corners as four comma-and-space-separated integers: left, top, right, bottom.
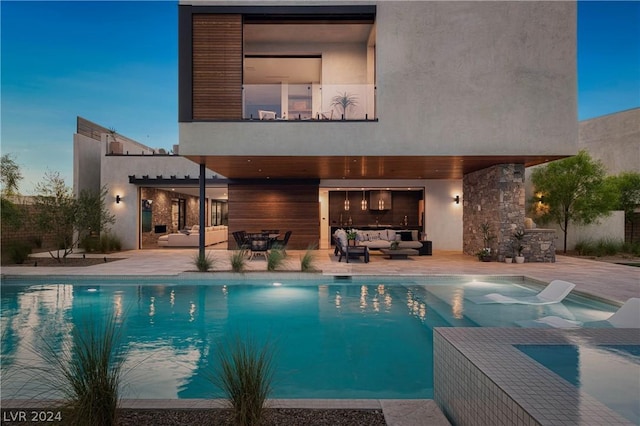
0, 277, 620, 400
516, 344, 640, 424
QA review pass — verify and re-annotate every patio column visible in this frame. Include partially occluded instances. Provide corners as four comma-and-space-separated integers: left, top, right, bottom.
199, 162, 205, 257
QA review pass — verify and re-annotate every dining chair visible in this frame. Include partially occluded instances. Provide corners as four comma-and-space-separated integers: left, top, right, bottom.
273, 231, 292, 253
249, 236, 269, 260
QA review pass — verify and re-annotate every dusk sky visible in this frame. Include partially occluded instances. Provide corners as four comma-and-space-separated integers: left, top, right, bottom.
2, 1, 639, 194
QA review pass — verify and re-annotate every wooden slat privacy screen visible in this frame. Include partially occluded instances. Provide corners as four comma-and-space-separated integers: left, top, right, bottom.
192, 14, 242, 120
228, 182, 320, 250
77, 117, 110, 141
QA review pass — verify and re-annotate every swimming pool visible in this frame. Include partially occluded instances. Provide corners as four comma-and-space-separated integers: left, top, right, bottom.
516, 344, 640, 424
0, 276, 620, 400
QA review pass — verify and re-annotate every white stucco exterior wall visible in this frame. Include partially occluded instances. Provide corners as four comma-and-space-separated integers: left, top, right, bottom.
578, 108, 640, 175
100, 144, 208, 250
180, 1, 577, 158
545, 211, 625, 253
73, 133, 102, 196
424, 180, 463, 251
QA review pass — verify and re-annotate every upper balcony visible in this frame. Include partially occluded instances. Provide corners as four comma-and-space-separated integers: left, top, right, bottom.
179, 5, 377, 123
244, 83, 375, 121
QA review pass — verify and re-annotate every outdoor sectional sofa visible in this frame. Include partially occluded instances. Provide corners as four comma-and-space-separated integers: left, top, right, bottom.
334, 228, 423, 250
157, 225, 228, 247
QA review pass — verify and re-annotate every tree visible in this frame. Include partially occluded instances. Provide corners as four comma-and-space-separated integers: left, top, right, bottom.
530, 150, 616, 253
607, 171, 640, 243
33, 171, 115, 262
1, 154, 24, 228
76, 185, 116, 241
33, 171, 77, 261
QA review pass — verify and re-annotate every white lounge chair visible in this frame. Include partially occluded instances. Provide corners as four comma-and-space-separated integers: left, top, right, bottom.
469, 280, 576, 305
518, 297, 640, 328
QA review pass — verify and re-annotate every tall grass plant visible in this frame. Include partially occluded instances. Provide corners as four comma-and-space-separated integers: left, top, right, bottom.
231, 249, 247, 272
300, 244, 317, 272
38, 312, 129, 426
211, 335, 276, 426
193, 251, 214, 271
266, 248, 285, 271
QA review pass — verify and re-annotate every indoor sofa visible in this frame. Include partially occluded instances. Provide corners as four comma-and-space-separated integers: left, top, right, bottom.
157, 225, 228, 247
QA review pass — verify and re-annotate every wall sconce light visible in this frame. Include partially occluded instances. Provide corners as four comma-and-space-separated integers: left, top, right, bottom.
538, 195, 545, 204
116, 195, 122, 204
454, 195, 460, 204
344, 191, 350, 211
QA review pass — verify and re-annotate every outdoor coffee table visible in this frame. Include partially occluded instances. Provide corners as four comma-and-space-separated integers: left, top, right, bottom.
380, 248, 419, 259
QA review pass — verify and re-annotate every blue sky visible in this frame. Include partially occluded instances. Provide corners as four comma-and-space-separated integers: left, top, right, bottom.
2, 1, 639, 194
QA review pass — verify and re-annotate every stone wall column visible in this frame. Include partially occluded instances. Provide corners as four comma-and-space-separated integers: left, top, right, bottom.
462, 164, 525, 259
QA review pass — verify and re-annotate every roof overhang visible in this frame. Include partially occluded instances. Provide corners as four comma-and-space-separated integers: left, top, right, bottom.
183, 155, 568, 180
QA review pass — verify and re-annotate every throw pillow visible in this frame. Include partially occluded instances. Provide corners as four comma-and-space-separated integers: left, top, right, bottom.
398, 231, 412, 241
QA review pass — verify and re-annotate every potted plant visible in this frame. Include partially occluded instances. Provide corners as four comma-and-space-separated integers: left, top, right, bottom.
513, 229, 526, 263
107, 127, 123, 154
476, 247, 492, 262
477, 222, 495, 261
346, 229, 358, 246
331, 92, 358, 119
390, 240, 399, 250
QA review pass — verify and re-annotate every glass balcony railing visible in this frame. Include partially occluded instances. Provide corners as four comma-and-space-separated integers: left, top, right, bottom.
242, 83, 376, 121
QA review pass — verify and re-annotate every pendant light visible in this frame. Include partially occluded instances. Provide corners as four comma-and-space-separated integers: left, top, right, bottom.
344, 191, 350, 211
361, 190, 367, 210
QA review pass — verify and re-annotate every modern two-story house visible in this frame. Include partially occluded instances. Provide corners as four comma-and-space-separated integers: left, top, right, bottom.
175, 0, 576, 258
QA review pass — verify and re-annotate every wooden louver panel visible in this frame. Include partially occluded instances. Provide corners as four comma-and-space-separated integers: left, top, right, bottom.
192, 14, 242, 120
228, 182, 320, 250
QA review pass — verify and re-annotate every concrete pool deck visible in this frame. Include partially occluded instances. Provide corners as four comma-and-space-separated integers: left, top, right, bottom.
2, 248, 638, 425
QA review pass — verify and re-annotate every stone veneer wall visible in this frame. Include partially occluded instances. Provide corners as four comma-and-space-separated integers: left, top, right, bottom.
140, 188, 202, 248
462, 164, 525, 259
523, 229, 556, 262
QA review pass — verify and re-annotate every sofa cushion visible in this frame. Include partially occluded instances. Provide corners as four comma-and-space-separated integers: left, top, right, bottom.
398, 241, 423, 249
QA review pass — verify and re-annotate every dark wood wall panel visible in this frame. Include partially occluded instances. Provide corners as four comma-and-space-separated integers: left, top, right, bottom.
192, 14, 242, 120
329, 191, 422, 228
228, 182, 319, 250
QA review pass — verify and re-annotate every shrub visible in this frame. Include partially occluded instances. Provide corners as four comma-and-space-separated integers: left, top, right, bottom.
80, 235, 101, 253
594, 238, 622, 256
267, 249, 285, 271
300, 244, 317, 272
211, 335, 275, 426
99, 233, 122, 253
575, 238, 624, 257
574, 239, 594, 256
194, 252, 213, 272
7, 241, 32, 264
39, 312, 129, 426
622, 242, 640, 256
31, 235, 43, 249
230, 249, 247, 272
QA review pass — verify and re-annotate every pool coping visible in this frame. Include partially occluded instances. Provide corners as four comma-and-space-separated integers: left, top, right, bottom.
434, 328, 639, 426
